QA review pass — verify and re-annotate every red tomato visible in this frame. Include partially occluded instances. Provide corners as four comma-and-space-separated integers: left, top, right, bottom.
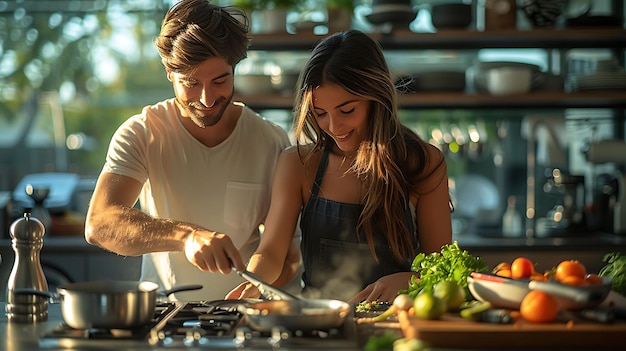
511, 257, 535, 279
584, 273, 604, 285
555, 260, 586, 283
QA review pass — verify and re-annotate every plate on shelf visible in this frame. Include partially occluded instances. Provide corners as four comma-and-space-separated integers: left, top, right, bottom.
569, 71, 626, 91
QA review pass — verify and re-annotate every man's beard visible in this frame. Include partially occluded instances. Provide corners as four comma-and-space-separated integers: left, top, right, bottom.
176, 88, 234, 128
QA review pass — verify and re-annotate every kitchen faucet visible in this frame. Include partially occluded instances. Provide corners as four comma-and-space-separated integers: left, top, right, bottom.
522, 115, 567, 238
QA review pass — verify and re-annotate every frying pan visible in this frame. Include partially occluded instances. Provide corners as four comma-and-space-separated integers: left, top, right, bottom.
238, 299, 351, 332
233, 267, 351, 331
14, 280, 202, 329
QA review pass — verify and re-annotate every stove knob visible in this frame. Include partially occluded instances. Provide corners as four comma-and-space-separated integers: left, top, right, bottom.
148, 330, 172, 346
184, 327, 207, 347
268, 326, 290, 348
234, 327, 253, 347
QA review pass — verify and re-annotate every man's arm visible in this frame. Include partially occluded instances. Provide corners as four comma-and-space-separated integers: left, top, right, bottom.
84, 172, 245, 273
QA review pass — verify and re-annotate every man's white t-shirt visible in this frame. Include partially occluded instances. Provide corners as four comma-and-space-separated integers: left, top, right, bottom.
102, 98, 292, 301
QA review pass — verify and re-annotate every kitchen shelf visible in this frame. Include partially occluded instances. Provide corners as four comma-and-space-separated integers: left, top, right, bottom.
245, 27, 626, 114
238, 91, 626, 110
249, 28, 626, 51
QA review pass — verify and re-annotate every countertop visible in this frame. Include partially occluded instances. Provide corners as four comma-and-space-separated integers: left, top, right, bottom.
2, 231, 626, 253
2, 302, 623, 351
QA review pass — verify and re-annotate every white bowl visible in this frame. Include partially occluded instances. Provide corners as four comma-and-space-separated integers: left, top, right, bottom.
234, 74, 275, 95
467, 272, 612, 310
486, 67, 532, 95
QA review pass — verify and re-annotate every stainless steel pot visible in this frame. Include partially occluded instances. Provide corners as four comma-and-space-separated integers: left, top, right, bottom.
15, 280, 202, 329
238, 299, 351, 332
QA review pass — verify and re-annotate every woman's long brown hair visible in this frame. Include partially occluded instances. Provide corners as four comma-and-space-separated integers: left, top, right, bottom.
293, 30, 440, 262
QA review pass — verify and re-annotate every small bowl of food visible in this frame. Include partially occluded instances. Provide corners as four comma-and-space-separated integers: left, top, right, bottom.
467, 272, 612, 310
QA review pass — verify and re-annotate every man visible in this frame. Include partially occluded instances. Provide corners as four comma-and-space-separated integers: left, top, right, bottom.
85, 0, 301, 301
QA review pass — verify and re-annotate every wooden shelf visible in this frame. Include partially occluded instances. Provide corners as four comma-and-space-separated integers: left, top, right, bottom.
237, 91, 626, 110
249, 28, 626, 51
245, 28, 625, 113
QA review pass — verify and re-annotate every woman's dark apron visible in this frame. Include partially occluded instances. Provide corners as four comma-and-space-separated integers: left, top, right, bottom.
299, 146, 418, 300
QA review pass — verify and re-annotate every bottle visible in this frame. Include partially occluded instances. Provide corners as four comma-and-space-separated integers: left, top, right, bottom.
5, 211, 48, 322
502, 195, 522, 237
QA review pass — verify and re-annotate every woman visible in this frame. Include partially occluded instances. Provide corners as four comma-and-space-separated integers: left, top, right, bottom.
227, 30, 452, 303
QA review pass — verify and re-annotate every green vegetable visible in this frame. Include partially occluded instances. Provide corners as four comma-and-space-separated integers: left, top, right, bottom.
393, 338, 430, 351
399, 241, 488, 300
599, 252, 626, 296
459, 300, 492, 321
364, 330, 401, 351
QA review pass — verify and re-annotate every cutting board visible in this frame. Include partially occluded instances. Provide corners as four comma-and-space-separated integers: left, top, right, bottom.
398, 311, 626, 349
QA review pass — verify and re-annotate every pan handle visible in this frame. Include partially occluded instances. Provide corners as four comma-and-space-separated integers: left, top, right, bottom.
237, 269, 299, 301
160, 284, 204, 297
228, 258, 298, 301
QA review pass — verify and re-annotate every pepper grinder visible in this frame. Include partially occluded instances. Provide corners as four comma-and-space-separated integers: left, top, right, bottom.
5, 211, 48, 322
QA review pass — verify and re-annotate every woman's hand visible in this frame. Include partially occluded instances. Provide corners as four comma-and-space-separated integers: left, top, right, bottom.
225, 282, 261, 300
349, 272, 416, 303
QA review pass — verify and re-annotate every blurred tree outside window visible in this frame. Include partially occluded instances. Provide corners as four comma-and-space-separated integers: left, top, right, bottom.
0, 0, 175, 191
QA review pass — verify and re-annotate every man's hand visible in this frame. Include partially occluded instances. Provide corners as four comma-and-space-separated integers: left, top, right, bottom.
184, 230, 244, 274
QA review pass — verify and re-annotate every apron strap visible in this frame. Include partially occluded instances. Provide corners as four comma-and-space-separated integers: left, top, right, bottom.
311, 145, 330, 197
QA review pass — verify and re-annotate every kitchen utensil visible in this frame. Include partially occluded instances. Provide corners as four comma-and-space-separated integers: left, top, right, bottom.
238, 298, 351, 332
467, 272, 612, 310
14, 281, 202, 329
231, 263, 298, 300
230, 262, 350, 331
6, 212, 48, 322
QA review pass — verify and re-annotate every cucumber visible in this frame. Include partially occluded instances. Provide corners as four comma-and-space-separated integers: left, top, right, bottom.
460, 301, 492, 321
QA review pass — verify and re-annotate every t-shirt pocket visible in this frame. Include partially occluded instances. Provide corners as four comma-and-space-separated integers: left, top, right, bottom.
223, 181, 267, 232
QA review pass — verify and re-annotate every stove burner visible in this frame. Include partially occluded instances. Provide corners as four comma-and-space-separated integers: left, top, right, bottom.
40, 300, 359, 349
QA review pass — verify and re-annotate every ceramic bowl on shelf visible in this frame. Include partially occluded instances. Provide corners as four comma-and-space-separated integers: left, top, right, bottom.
430, 3, 473, 30
363, 0, 417, 30
486, 67, 533, 95
471, 61, 543, 93
234, 74, 275, 95
467, 272, 612, 310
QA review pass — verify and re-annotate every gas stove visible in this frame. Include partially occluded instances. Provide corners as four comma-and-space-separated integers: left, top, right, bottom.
39, 300, 360, 350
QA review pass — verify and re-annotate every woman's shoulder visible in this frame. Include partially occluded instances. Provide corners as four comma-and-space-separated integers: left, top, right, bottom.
281, 144, 322, 169
283, 143, 317, 156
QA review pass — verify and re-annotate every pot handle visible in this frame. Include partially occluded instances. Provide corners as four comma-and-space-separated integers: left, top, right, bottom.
159, 284, 203, 297
12, 288, 61, 303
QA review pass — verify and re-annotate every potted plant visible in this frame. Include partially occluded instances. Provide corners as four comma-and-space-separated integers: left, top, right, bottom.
231, 0, 257, 28
254, 0, 303, 33
326, 0, 354, 32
